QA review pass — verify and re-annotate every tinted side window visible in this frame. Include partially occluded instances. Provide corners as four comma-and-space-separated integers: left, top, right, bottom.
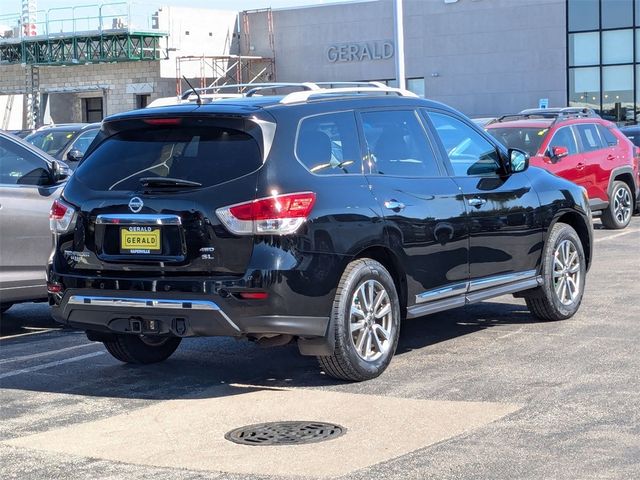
295, 111, 361, 175
549, 127, 578, 155
0, 137, 51, 186
427, 112, 501, 176
576, 124, 604, 152
360, 110, 441, 177
597, 125, 618, 147
71, 129, 99, 155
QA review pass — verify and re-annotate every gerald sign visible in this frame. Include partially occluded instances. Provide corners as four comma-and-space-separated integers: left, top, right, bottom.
326, 41, 394, 63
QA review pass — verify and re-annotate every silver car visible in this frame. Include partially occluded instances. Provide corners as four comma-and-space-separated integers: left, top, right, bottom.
0, 131, 70, 314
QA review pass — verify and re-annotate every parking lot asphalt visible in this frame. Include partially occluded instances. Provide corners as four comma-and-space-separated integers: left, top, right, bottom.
1, 217, 639, 480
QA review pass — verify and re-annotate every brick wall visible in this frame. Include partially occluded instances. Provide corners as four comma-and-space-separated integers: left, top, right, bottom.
0, 61, 175, 125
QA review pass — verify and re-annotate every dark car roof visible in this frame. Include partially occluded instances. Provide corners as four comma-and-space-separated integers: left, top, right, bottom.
36, 123, 100, 132
620, 125, 640, 133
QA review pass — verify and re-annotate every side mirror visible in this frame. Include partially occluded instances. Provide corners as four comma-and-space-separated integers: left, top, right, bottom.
66, 149, 84, 163
508, 148, 529, 174
50, 160, 71, 183
551, 146, 569, 160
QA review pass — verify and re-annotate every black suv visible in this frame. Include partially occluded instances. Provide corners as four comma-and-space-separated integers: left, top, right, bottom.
48, 84, 593, 381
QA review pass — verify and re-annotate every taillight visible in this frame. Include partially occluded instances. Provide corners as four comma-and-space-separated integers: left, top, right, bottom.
50, 199, 76, 234
216, 192, 316, 235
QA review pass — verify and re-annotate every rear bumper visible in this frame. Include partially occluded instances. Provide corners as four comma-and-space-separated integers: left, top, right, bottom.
51, 289, 330, 341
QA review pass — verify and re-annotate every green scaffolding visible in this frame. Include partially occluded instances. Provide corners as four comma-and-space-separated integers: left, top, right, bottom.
0, 31, 166, 65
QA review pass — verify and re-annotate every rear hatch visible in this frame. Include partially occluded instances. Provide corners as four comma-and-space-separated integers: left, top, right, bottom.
57, 113, 270, 277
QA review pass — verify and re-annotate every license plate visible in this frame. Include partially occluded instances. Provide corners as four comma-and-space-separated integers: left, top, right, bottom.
120, 227, 161, 254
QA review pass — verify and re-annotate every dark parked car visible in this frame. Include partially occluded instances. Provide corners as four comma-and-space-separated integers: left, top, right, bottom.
0, 131, 70, 314
24, 123, 100, 167
47, 84, 593, 381
620, 125, 640, 148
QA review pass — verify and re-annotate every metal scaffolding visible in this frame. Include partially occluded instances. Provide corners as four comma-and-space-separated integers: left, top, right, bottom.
175, 55, 275, 97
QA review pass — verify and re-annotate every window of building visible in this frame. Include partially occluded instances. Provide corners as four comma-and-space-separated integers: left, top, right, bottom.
567, 0, 639, 123
569, 32, 600, 66
136, 94, 150, 109
602, 29, 633, 64
602, 65, 635, 122
568, 0, 599, 31
601, 0, 633, 29
427, 111, 501, 177
361, 110, 441, 177
83, 97, 103, 123
407, 78, 425, 97
569, 67, 601, 110
295, 111, 362, 175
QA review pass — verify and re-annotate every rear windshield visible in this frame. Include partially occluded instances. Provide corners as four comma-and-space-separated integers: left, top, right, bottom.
74, 126, 262, 191
486, 127, 548, 157
25, 129, 78, 156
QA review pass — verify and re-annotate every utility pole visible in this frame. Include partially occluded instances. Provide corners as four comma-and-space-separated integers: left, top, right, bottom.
393, 0, 405, 90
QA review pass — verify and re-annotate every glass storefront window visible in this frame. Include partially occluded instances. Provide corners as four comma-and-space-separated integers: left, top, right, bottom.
636, 65, 640, 120
569, 32, 600, 66
407, 78, 425, 98
602, 29, 634, 64
601, 0, 633, 29
569, 67, 601, 111
602, 65, 634, 122
637, 0, 640, 26
568, 0, 599, 32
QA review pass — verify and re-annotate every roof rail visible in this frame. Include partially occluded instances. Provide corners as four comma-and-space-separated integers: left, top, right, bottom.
279, 86, 418, 104
491, 107, 600, 125
181, 82, 320, 100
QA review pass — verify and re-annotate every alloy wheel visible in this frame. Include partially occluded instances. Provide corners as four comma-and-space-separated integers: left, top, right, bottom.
552, 239, 581, 306
349, 279, 394, 362
613, 186, 632, 225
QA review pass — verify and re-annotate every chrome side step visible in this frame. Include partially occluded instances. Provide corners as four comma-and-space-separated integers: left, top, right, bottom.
407, 274, 542, 319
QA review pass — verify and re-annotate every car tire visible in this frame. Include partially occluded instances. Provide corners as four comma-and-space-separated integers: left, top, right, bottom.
103, 334, 181, 364
524, 222, 586, 321
317, 259, 401, 382
0, 303, 13, 315
601, 181, 633, 229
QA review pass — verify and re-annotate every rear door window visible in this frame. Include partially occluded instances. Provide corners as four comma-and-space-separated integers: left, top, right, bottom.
575, 124, 604, 152
74, 125, 262, 191
295, 111, 362, 175
360, 109, 442, 177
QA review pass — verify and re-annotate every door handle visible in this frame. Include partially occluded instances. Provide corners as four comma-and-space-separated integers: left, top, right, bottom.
383, 200, 406, 211
606, 154, 616, 161
467, 197, 486, 208
576, 162, 585, 170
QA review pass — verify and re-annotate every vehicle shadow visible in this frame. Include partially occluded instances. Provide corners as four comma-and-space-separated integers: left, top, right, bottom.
0, 301, 544, 401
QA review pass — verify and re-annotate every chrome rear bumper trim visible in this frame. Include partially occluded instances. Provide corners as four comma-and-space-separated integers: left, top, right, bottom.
67, 295, 240, 331
95, 214, 182, 226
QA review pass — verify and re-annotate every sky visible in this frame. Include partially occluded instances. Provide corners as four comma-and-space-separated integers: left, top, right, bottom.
0, 0, 354, 16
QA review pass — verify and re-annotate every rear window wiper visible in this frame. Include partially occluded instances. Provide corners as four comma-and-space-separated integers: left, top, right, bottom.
139, 177, 202, 188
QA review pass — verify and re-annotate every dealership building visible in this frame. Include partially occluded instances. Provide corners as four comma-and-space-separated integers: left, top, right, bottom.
0, 0, 639, 129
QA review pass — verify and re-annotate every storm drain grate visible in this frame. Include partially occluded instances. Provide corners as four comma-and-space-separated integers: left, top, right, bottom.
225, 421, 345, 446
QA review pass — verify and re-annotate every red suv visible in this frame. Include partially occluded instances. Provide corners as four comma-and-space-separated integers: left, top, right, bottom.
486, 108, 639, 229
